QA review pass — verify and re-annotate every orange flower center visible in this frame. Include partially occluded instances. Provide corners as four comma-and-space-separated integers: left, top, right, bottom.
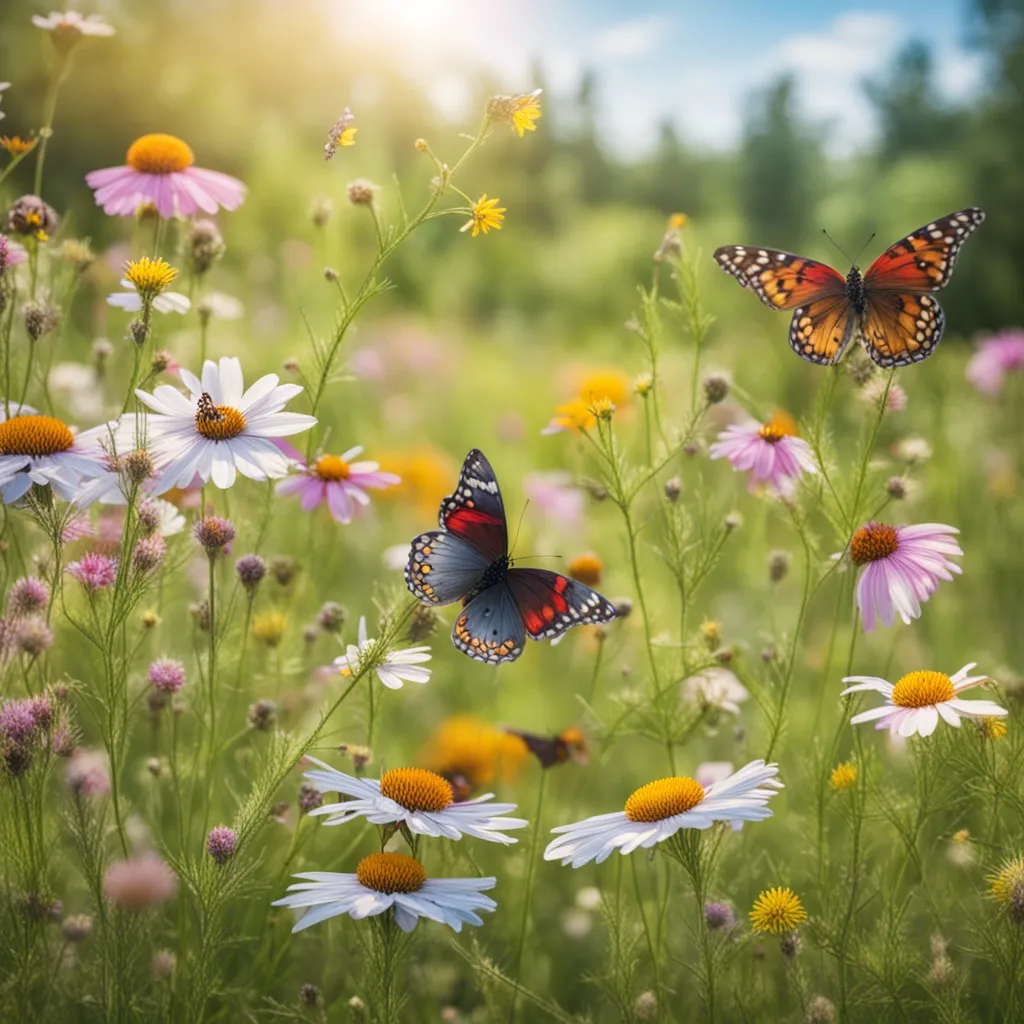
850, 522, 899, 565
126, 133, 195, 174
0, 414, 75, 457
891, 670, 955, 708
355, 852, 426, 894
625, 776, 705, 822
314, 454, 351, 481
379, 767, 454, 812
194, 394, 247, 441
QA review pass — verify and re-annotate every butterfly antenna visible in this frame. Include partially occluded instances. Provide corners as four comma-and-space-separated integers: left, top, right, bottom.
821, 228, 855, 266
851, 231, 877, 267
509, 500, 530, 561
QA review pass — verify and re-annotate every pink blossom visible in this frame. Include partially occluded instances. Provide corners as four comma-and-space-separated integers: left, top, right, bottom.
523, 472, 584, 531
847, 521, 963, 633
85, 133, 245, 219
275, 444, 399, 525
0, 232, 28, 274
708, 417, 817, 497
66, 552, 118, 592
965, 330, 1024, 396
103, 856, 178, 909
66, 749, 110, 798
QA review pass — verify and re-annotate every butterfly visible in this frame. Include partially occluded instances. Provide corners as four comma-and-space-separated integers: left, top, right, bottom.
504, 726, 589, 768
713, 208, 985, 368
404, 449, 618, 664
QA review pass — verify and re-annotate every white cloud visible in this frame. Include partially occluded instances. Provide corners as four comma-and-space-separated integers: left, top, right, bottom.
591, 14, 674, 61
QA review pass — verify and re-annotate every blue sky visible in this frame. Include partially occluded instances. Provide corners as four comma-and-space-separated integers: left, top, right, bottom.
331, 0, 986, 156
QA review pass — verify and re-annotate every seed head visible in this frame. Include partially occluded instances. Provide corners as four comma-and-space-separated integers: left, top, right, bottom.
298, 782, 323, 814
193, 515, 235, 554
15, 615, 54, 655
703, 372, 731, 404
633, 991, 657, 1021
270, 556, 298, 586
299, 983, 322, 1008
664, 476, 682, 502
122, 449, 154, 485
346, 179, 378, 206
317, 601, 347, 633
187, 219, 225, 275
406, 603, 438, 642
23, 300, 60, 341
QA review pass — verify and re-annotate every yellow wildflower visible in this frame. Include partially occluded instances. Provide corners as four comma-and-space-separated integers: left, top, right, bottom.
461, 195, 505, 237
749, 887, 808, 934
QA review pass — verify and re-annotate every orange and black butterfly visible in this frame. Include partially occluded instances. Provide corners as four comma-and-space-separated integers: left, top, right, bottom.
713, 208, 985, 368
503, 726, 589, 769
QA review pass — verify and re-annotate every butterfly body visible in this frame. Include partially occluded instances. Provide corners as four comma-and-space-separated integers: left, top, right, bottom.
714, 208, 984, 368
405, 449, 617, 665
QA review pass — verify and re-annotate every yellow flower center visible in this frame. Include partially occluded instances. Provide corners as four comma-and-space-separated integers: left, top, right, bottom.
891, 670, 955, 708
355, 852, 427, 894
624, 776, 705, 823
758, 424, 786, 444
194, 394, 247, 440
314, 454, 351, 481
125, 256, 178, 296
0, 414, 75, 457
989, 856, 1024, 908
379, 767, 454, 812
849, 522, 899, 565
126, 133, 195, 174
749, 887, 807, 934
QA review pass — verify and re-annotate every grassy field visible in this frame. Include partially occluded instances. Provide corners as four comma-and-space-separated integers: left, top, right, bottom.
1, 5, 1024, 1023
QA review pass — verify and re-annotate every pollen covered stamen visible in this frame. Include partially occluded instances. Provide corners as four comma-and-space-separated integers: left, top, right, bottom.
314, 454, 351, 481
126, 133, 195, 174
355, 852, 427, 894
891, 670, 956, 708
625, 776, 705, 823
380, 767, 454, 812
850, 522, 899, 565
194, 394, 246, 441
0, 415, 75, 457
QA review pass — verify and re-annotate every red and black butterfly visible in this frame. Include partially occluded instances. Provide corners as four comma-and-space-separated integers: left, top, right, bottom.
713, 208, 985, 367
404, 450, 617, 664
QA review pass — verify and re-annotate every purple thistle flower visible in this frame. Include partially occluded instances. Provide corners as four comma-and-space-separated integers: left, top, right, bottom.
0, 699, 39, 745
704, 901, 737, 931
14, 615, 54, 656
206, 825, 237, 865
847, 521, 963, 633
298, 782, 323, 813
6, 577, 49, 617
148, 658, 186, 694
133, 533, 167, 573
235, 553, 267, 592
193, 515, 235, 554
66, 552, 118, 592
66, 749, 110, 798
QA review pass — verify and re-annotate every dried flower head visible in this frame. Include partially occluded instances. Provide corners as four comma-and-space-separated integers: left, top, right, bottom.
187, 219, 225, 275
7, 194, 59, 240
247, 699, 278, 731
317, 601, 347, 634
703, 373, 731, 404
23, 300, 60, 341
346, 179, 378, 206
298, 782, 323, 813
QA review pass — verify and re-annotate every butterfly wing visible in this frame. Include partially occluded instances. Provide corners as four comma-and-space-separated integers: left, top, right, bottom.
864, 208, 985, 293
858, 291, 946, 369
505, 568, 618, 642
503, 729, 566, 768
437, 449, 508, 564
789, 295, 857, 366
405, 529, 491, 606
451, 583, 526, 664
713, 247, 846, 311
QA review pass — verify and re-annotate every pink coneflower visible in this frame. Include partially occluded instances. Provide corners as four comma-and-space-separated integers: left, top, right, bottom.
847, 521, 962, 633
148, 658, 186, 694
708, 413, 817, 497
66, 749, 110, 798
965, 330, 1024, 396
85, 133, 245, 219
276, 445, 399, 524
103, 856, 178, 909
66, 552, 118, 593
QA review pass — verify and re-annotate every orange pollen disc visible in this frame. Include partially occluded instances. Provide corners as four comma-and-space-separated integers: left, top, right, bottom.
625, 776, 706, 823
355, 852, 427, 894
126, 133, 195, 174
379, 767, 454, 812
850, 522, 900, 565
0, 415, 75, 457
891, 670, 956, 708
315, 454, 351, 481
194, 404, 247, 441
758, 424, 786, 444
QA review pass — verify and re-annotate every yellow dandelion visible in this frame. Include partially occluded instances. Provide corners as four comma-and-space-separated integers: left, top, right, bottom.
542, 397, 596, 435
124, 256, 178, 299
252, 611, 288, 648
512, 91, 543, 137
749, 887, 807, 934
668, 212, 688, 230
1, 136, 37, 157
461, 194, 505, 238
980, 717, 1008, 741
829, 761, 857, 791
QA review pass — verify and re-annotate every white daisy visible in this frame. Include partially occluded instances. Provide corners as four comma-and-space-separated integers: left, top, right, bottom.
125, 357, 316, 493
841, 663, 1007, 738
0, 403, 113, 503
272, 852, 496, 933
32, 10, 115, 37
302, 758, 527, 844
681, 667, 749, 716
544, 760, 783, 868
107, 280, 191, 314
334, 615, 431, 690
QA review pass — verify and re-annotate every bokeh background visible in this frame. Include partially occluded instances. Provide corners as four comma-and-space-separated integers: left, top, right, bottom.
3, 0, 1024, 1019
